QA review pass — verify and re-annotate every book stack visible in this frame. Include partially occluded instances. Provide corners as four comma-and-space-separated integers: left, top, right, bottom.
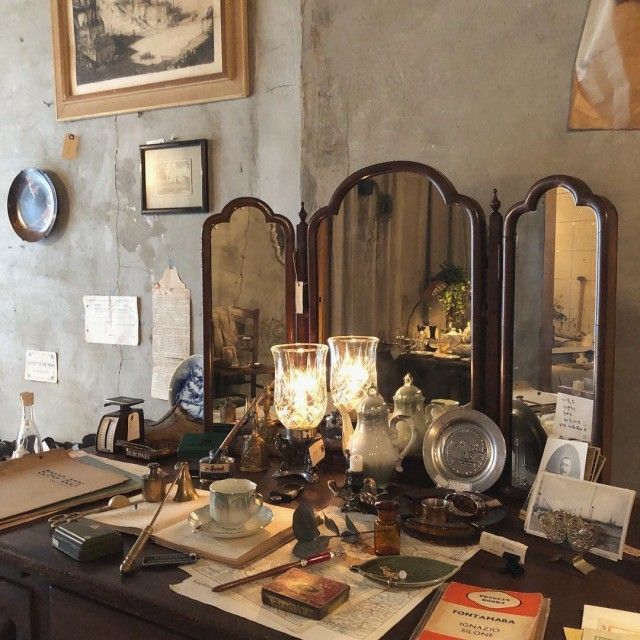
410, 582, 550, 640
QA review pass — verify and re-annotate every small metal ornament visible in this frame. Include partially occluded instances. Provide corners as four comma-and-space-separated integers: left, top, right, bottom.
142, 462, 167, 503
240, 420, 270, 472
173, 462, 199, 502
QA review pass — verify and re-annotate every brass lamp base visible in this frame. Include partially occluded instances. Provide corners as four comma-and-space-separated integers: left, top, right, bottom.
274, 427, 324, 483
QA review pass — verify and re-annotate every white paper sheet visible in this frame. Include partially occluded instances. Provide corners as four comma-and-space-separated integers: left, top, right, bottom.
151, 267, 191, 400
83, 296, 139, 346
554, 392, 594, 443
24, 350, 58, 383
171, 507, 478, 640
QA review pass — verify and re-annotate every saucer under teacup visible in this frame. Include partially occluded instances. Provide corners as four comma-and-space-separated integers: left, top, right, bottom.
188, 505, 274, 538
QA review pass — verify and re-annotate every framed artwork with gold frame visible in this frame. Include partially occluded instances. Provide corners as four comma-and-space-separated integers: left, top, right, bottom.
50, 0, 249, 121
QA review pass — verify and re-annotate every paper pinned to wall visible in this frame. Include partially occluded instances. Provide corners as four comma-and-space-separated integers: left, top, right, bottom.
25, 350, 58, 383
83, 296, 139, 346
554, 392, 594, 443
569, 0, 640, 130
151, 267, 191, 400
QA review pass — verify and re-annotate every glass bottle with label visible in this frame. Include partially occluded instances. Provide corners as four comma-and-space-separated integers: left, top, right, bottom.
199, 450, 234, 489
374, 500, 401, 556
13, 392, 43, 459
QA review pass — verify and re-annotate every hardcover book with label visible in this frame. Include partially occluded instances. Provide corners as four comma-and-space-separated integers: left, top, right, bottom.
411, 582, 549, 640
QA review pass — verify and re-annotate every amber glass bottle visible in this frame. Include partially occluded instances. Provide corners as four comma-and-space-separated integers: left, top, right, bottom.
374, 500, 401, 556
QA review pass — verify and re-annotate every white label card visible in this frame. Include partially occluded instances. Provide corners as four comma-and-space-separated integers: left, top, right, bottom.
554, 392, 594, 442
25, 350, 58, 383
83, 296, 139, 346
308, 439, 326, 467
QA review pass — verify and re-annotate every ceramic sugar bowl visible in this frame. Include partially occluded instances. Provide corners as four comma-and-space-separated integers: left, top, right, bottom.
392, 373, 426, 457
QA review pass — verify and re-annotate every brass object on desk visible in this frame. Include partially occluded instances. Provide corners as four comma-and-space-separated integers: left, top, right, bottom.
240, 418, 269, 473
173, 462, 198, 502
120, 475, 178, 575
141, 463, 166, 503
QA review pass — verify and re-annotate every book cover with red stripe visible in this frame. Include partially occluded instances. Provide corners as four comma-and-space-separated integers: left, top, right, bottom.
416, 582, 544, 640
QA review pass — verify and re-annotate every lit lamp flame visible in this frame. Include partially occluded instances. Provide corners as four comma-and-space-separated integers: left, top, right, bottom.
328, 336, 379, 412
271, 344, 328, 431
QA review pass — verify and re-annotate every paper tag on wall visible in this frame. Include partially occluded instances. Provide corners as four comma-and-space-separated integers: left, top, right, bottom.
295, 281, 304, 314
24, 350, 58, 383
554, 392, 594, 442
62, 133, 78, 159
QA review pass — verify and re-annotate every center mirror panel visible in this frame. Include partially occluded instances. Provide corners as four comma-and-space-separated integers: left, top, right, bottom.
313, 168, 482, 407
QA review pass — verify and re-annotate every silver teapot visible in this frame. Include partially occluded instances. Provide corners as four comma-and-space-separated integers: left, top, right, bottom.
345, 386, 415, 488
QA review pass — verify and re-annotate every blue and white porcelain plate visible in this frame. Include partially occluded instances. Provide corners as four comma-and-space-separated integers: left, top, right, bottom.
169, 354, 204, 420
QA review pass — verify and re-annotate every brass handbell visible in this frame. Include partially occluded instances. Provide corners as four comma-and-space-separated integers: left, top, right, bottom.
173, 462, 199, 502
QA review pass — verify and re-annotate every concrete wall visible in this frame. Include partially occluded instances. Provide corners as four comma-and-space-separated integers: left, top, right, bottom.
301, 0, 640, 490
0, 0, 301, 443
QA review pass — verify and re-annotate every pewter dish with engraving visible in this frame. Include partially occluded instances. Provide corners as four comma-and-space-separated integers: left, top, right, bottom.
423, 408, 506, 492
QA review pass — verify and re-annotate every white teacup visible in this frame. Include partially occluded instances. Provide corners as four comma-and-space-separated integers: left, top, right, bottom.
209, 478, 264, 529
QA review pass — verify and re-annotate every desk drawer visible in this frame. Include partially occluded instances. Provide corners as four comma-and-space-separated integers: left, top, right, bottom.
49, 587, 189, 640
0, 578, 32, 640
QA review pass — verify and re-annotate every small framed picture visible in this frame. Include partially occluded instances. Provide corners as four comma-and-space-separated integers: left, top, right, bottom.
140, 139, 209, 215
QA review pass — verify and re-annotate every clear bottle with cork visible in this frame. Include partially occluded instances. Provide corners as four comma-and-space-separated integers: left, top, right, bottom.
13, 392, 43, 459
374, 500, 401, 556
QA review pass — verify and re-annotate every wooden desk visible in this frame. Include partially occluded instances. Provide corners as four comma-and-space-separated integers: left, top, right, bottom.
0, 454, 638, 640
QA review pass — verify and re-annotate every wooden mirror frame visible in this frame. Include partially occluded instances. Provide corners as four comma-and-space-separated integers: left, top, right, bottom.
307, 160, 487, 409
500, 175, 618, 485
202, 197, 296, 429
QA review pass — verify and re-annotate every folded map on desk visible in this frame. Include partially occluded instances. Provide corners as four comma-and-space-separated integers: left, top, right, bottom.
0, 449, 128, 521
89, 489, 295, 567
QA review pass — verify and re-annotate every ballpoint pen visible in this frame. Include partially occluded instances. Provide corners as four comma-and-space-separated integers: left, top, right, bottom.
212, 549, 344, 593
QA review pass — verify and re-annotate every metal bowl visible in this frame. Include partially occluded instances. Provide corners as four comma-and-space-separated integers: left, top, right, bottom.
423, 408, 506, 492
7, 169, 58, 242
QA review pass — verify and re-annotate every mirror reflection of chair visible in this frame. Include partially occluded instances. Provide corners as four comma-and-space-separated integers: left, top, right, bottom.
213, 306, 274, 398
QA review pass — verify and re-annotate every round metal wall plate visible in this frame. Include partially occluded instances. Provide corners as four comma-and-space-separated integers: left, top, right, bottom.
423, 408, 506, 492
7, 169, 58, 242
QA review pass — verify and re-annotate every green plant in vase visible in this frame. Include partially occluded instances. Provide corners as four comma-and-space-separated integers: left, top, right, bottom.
433, 262, 471, 331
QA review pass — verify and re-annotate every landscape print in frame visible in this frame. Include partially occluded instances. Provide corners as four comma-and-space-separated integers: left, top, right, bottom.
50, 0, 248, 120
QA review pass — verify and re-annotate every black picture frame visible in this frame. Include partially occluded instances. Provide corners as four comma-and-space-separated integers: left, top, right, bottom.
140, 139, 209, 215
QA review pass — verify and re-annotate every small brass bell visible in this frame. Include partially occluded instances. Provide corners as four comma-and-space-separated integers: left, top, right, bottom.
173, 462, 198, 502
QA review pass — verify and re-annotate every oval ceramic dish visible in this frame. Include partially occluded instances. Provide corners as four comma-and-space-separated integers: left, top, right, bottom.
423, 408, 506, 492
350, 555, 459, 588
7, 169, 58, 242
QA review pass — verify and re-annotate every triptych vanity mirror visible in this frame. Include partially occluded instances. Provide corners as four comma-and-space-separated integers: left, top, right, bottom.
201, 163, 618, 492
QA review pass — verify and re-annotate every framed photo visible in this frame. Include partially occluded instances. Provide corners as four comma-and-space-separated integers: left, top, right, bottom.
141, 139, 208, 214
50, 0, 248, 121
525, 471, 636, 561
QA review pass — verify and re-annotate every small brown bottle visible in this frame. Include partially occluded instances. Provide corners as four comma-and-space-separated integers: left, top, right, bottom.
374, 500, 401, 556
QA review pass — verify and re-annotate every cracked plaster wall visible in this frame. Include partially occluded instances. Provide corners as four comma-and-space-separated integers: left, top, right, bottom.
300, 0, 640, 490
0, 0, 301, 442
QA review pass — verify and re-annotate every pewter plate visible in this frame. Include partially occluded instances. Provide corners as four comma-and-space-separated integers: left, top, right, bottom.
7, 169, 58, 242
423, 408, 506, 492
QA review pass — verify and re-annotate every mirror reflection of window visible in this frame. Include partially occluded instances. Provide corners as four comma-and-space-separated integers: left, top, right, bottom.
323, 171, 472, 404
513, 188, 596, 398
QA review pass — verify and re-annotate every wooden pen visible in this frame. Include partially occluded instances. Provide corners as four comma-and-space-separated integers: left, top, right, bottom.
212, 549, 342, 593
